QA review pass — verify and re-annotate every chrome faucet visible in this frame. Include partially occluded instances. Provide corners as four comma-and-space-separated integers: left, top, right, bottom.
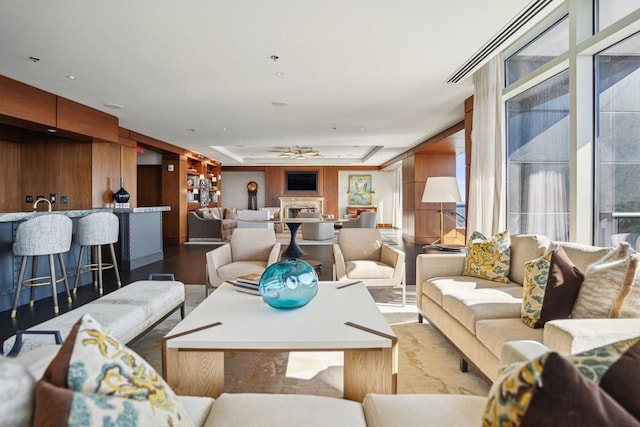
33, 198, 52, 212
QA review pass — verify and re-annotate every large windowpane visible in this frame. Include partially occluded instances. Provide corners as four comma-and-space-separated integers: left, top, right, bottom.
506, 70, 570, 241
595, 31, 640, 248
597, 0, 640, 32
505, 17, 569, 86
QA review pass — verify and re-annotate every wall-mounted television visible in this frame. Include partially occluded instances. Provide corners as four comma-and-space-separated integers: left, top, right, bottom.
285, 171, 318, 192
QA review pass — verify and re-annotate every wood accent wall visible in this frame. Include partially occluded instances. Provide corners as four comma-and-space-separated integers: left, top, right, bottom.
22, 134, 92, 210
0, 136, 22, 212
162, 155, 188, 245
137, 165, 162, 207
401, 121, 465, 244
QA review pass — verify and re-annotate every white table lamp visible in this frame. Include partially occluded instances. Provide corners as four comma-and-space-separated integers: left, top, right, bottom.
421, 177, 462, 244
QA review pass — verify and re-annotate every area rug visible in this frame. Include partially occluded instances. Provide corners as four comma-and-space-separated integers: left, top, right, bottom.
129, 285, 489, 397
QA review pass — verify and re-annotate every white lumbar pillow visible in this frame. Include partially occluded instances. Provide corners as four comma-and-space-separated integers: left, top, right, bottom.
0, 355, 36, 427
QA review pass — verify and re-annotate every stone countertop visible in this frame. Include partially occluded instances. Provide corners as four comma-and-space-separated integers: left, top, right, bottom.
0, 206, 171, 223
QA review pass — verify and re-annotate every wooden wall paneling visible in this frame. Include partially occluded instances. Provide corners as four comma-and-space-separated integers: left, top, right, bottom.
91, 141, 121, 208
162, 156, 187, 244
0, 76, 56, 127
120, 145, 137, 207
0, 139, 22, 212
264, 167, 282, 207
413, 153, 456, 244
137, 165, 162, 207
322, 166, 339, 218
22, 135, 92, 210
56, 98, 118, 143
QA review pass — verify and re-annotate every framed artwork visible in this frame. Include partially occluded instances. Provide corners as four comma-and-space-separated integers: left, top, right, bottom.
348, 174, 372, 205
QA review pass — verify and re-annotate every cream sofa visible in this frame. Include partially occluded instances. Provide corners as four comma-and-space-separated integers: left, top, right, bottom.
5, 348, 488, 427
416, 234, 640, 381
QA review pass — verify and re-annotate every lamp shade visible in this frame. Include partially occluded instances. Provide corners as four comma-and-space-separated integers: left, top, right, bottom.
422, 177, 462, 203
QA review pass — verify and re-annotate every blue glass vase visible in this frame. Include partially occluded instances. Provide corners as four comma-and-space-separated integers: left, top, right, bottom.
259, 259, 318, 309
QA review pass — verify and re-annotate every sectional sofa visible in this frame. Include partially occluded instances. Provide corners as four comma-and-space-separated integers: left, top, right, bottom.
416, 234, 640, 381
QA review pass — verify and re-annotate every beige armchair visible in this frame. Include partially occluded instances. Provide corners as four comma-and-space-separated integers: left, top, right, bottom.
205, 228, 281, 296
298, 211, 334, 241
340, 211, 377, 229
333, 228, 406, 306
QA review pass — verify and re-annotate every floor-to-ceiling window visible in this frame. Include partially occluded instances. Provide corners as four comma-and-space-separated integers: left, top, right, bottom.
498, 1, 640, 244
506, 71, 570, 240
504, 14, 570, 241
595, 31, 640, 248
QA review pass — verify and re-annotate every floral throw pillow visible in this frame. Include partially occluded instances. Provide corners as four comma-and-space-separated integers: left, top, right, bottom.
521, 246, 584, 328
33, 314, 193, 426
463, 231, 511, 283
482, 337, 640, 426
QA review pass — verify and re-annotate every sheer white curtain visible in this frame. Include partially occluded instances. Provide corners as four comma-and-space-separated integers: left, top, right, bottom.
467, 55, 506, 238
525, 167, 569, 241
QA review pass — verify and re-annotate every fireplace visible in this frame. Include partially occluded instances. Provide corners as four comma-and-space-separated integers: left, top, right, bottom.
279, 197, 324, 219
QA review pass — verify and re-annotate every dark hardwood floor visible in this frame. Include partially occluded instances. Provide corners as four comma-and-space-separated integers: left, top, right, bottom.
0, 231, 424, 345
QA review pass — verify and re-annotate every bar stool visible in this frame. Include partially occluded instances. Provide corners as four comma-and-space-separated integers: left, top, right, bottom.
11, 214, 73, 318
73, 212, 122, 296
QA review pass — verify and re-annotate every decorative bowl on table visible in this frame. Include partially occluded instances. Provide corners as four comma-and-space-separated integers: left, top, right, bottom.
258, 259, 318, 309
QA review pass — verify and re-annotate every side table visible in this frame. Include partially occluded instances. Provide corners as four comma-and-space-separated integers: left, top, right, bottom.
422, 244, 466, 254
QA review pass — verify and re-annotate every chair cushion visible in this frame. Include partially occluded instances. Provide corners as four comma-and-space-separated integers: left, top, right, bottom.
442, 286, 523, 334
363, 393, 487, 427
475, 318, 543, 359
346, 260, 394, 280
217, 261, 267, 280
423, 276, 515, 306
205, 393, 366, 427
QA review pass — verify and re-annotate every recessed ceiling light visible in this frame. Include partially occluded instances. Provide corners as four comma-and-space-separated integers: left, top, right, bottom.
104, 103, 124, 109
222, 127, 228, 131
66, 75, 77, 80
275, 71, 284, 76
360, 127, 365, 131
272, 101, 288, 107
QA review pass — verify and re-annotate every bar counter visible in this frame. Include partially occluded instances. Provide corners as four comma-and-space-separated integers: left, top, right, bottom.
0, 206, 170, 313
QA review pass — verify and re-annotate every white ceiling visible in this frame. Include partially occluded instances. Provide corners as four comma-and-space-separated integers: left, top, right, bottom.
0, 0, 532, 166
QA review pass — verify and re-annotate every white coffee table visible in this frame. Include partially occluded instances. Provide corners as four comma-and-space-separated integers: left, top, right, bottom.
162, 281, 398, 402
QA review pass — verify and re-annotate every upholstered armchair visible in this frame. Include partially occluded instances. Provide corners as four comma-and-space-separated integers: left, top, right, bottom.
333, 228, 406, 305
298, 211, 334, 241
340, 211, 377, 229
205, 228, 281, 296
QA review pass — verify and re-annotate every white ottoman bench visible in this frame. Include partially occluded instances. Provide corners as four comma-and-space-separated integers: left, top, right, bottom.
3, 279, 185, 356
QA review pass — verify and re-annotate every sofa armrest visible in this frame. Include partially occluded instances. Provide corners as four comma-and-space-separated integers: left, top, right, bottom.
267, 243, 282, 265
381, 244, 405, 285
500, 340, 551, 368
205, 244, 232, 288
543, 318, 640, 355
333, 243, 347, 280
415, 253, 466, 299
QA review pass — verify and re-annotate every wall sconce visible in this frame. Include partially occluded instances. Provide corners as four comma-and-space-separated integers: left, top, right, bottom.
216, 190, 221, 196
